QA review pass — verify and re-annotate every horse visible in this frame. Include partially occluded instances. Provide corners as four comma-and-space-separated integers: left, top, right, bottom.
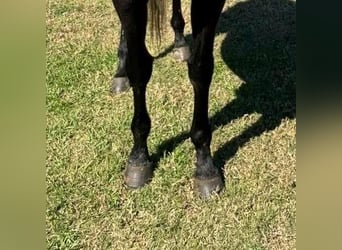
111, 0, 191, 93
111, 0, 225, 198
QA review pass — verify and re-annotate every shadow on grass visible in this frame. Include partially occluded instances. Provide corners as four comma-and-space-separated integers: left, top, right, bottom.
151, 0, 296, 177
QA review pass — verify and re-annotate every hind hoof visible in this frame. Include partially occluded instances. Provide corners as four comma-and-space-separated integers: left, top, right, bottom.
124, 162, 153, 189
111, 77, 130, 94
194, 176, 224, 199
173, 46, 191, 62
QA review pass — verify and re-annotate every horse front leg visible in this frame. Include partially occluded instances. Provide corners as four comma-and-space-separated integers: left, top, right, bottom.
171, 0, 190, 61
188, 0, 225, 198
113, 0, 153, 188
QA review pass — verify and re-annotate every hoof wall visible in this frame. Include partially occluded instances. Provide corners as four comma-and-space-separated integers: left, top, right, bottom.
173, 46, 191, 62
111, 77, 130, 94
194, 176, 224, 199
124, 162, 153, 189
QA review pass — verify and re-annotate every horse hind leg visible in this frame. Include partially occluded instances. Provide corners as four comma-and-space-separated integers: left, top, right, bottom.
111, 28, 130, 94
171, 0, 190, 61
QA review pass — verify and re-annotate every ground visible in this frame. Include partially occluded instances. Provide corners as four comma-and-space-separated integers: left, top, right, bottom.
46, 0, 296, 249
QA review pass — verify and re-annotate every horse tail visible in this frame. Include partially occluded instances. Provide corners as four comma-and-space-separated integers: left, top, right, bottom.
148, 0, 166, 44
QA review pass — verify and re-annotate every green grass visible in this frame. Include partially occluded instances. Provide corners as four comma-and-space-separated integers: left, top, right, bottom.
46, 0, 296, 249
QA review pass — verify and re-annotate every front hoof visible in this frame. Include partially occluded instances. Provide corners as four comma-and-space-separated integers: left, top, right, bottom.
194, 176, 224, 199
111, 77, 130, 94
124, 162, 153, 189
173, 46, 191, 62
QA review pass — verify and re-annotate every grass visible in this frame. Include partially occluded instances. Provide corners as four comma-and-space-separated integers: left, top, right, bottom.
46, 0, 296, 249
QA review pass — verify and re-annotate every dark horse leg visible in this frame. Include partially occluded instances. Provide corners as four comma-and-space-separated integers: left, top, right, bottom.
111, 0, 189, 95
171, 0, 190, 61
113, 0, 153, 188
111, 28, 130, 94
188, 0, 225, 198
112, 0, 224, 198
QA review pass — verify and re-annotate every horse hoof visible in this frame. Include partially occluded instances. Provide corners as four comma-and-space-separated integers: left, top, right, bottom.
194, 176, 224, 199
111, 77, 130, 94
124, 162, 153, 189
173, 46, 191, 62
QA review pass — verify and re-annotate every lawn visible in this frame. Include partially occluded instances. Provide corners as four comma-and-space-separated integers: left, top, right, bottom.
46, 0, 296, 249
